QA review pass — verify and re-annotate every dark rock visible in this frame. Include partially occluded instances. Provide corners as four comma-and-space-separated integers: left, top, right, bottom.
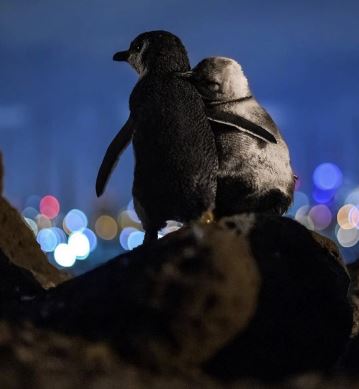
204, 214, 353, 381
25, 223, 260, 373
347, 260, 359, 337
0, 248, 42, 318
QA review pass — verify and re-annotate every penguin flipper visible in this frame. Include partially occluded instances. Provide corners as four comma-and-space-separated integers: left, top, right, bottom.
96, 117, 134, 197
208, 115, 277, 144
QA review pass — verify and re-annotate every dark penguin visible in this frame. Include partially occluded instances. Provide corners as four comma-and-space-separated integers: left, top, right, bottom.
96, 31, 218, 242
179, 57, 295, 217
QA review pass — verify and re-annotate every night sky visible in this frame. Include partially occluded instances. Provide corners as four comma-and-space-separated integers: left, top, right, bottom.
1, 0, 359, 268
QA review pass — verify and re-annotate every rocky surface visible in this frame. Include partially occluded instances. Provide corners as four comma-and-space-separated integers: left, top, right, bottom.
0, 321, 359, 389
204, 214, 353, 380
22, 222, 260, 374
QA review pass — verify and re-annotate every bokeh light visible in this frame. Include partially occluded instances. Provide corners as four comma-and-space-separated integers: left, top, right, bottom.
54, 243, 76, 267
36, 214, 52, 230
345, 188, 359, 206
118, 209, 142, 229
127, 199, 135, 211
36, 228, 58, 252
13, 164, 359, 268
295, 205, 314, 230
82, 228, 98, 252
312, 188, 336, 204
313, 163, 343, 190
127, 230, 145, 250
40, 195, 60, 219
308, 205, 332, 231
337, 204, 355, 230
160, 220, 183, 236
349, 206, 359, 229
336, 227, 359, 248
68, 232, 90, 260
119, 227, 138, 250
22, 207, 38, 220
95, 215, 118, 240
51, 227, 67, 245
63, 209, 88, 233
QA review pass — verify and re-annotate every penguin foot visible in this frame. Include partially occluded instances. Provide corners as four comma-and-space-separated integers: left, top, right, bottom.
143, 229, 159, 245
200, 210, 215, 224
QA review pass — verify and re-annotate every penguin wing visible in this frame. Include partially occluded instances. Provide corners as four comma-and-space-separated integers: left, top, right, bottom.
96, 117, 134, 197
207, 111, 277, 144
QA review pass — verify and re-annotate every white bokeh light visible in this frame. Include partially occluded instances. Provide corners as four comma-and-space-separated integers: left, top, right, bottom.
68, 232, 90, 260
54, 243, 76, 267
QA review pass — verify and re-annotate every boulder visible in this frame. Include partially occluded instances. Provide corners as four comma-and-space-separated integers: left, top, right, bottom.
204, 214, 353, 380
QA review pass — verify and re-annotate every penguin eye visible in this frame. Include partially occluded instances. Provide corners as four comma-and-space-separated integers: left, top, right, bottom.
207, 81, 220, 91
131, 42, 142, 52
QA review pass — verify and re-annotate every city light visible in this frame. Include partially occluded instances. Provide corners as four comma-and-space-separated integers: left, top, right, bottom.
63, 209, 88, 233
13, 157, 359, 268
313, 163, 343, 191
54, 243, 77, 267
40, 195, 60, 219
68, 232, 90, 260
95, 215, 118, 240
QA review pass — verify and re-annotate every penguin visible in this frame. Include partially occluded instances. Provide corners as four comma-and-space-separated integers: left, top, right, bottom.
96, 31, 218, 243
178, 57, 296, 217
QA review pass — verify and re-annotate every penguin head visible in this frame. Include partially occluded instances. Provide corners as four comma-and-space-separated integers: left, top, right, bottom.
113, 31, 190, 76
179, 57, 251, 102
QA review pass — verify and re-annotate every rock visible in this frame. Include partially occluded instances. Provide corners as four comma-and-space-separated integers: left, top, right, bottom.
26, 222, 260, 373
0, 152, 69, 289
0, 248, 43, 317
311, 230, 350, 277
347, 260, 359, 337
0, 321, 221, 389
0, 320, 359, 388
204, 214, 353, 381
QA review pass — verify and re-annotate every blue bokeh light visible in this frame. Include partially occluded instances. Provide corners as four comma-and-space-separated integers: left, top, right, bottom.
51, 227, 67, 245
36, 228, 58, 252
127, 230, 145, 250
22, 206, 38, 219
82, 228, 98, 252
63, 209, 88, 233
313, 163, 343, 191
119, 227, 138, 250
312, 187, 336, 204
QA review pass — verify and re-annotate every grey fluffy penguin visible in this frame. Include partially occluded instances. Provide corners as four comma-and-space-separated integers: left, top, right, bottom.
96, 31, 218, 242
179, 57, 295, 217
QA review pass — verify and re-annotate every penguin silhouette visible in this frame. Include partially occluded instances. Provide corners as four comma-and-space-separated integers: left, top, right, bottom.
179, 57, 295, 217
96, 31, 218, 242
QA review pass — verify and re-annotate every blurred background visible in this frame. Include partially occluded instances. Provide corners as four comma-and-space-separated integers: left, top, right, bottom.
1, 0, 358, 273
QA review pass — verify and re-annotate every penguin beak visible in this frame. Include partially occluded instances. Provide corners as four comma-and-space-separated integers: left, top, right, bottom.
113, 51, 129, 62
